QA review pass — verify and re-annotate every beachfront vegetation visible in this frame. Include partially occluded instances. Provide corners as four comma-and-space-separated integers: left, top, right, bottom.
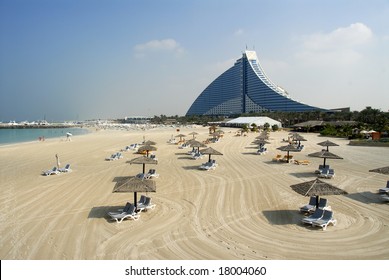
148, 107, 388, 138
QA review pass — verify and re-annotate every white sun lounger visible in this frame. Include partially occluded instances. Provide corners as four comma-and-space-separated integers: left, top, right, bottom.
301, 208, 324, 225
42, 167, 60, 176
312, 210, 337, 230
59, 164, 71, 173
137, 197, 156, 212
108, 203, 139, 223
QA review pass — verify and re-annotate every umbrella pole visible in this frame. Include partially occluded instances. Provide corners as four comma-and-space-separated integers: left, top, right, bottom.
208, 154, 211, 162
316, 195, 320, 208
142, 163, 145, 174
323, 158, 327, 167
134, 192, 138, 208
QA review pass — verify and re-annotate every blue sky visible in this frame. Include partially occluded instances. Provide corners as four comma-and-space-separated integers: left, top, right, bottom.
1, 0, 388, 121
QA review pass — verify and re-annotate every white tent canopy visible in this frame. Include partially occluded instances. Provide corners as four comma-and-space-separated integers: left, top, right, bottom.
225, 117, 282, 128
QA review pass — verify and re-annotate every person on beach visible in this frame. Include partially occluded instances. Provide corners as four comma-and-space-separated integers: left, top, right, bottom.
55, 154, 60, 169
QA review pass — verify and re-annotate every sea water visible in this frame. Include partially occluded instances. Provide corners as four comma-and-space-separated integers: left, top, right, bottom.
0, 127, 89, 146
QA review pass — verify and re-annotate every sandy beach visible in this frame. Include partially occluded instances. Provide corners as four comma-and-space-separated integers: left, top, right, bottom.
0, 126, 388, 260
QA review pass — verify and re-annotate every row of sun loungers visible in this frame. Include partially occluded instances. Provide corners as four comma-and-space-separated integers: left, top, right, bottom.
107, 196, 156, 223
121, 143, 139, 152
105, 152, 123, 161
42, 164, 72, 176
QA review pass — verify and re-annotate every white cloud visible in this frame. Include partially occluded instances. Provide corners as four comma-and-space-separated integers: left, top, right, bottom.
303, 22, 373, 51
295, 23, 373, 67
234, 28, 244, 36
134, 39, 184, 56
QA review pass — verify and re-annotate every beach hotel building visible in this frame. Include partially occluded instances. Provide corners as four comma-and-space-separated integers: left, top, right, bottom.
186, 50, 327, 116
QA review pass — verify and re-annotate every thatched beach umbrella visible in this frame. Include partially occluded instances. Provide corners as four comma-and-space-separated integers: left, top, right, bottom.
277, 144, 301, 163
175, 134, 186, 142
138, 144, 157, 157
308, 150, 343, 167
143, 140, 157, 146
252, 139, 271, 145
199, 147, 223, 162
188, 132, 198, 139
317, 140, 339, 151
129, 156, 158, 174
113, 176, 156, 208
290, 178, 348, 208
369, 166, 389, 175
187, 139, 207, 153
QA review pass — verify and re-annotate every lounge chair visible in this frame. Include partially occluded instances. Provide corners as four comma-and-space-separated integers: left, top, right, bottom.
256, 147, 267, 155
108, 203, 139, 223
295, 160, 310, 165
146, 169, 159, 179
312, 210, 336, 230
199, 161, 216, 170
300, 196, 317, 213
107, 202, 132, 216
315, 165, 330, 174
319, 169, 335, 179
137, 196, 156, 212
115, 152, 123, 159
301, 208, 325, 225
272, 154, 282, 162
59, 164, 71, 173
137, 195, 147, 206
136, 173, 149, 180
149, 154, 158, 162
192, 152, 203, 160
378, 181, 389, 194
105, 154, 117, 161
42, 167, 60, 176
380, 193, 389, 202
314, 198, 329, 212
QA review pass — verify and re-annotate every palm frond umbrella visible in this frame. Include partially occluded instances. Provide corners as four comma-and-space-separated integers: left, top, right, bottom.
308, 150, 343, 167
291, 134, 307, 146
252, 139, 271, 145
129, 156, 158, 174
137, 144, 157, 157
199, 147, 223, 162
188, 132, 198, 139
252, 139, 271, 149
290, 178, 348, 208
369, 166, 389, 175
113, 176, 156, 208
277, 144, 301, 163
175, 134, 186, 142
317, 140, 339, 151
187, 139, 207, 153
143, 140, 157, 146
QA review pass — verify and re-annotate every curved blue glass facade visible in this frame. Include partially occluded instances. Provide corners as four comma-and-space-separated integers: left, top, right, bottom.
186, 51, 326, 116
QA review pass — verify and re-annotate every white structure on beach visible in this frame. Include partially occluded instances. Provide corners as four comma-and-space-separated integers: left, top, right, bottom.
224, 116, 282, 128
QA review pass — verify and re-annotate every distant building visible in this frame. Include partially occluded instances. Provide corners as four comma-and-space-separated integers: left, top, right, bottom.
186, 50, 328, 116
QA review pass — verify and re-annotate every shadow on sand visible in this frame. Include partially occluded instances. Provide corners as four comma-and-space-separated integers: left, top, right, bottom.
288, 172, 317, 179
345, 191, 383, 204
262, 209, 301, 225
88, 205, 128, 221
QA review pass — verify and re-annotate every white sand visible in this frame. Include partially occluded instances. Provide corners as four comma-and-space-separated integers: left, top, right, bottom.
0, 127, 388, 260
